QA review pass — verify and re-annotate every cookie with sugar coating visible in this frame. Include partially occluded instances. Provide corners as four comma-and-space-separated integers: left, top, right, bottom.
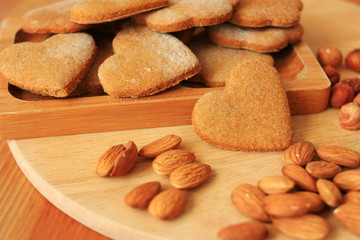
98, 24, 200, 98
188, 32, 274, 87
22, 0, 90, 34
133, 0, 238, 33
229, 0, 303, 28
70, 0, 168, 24
0, 33, 97, 97
192, 60, 292, 151
207, 23, 303, 53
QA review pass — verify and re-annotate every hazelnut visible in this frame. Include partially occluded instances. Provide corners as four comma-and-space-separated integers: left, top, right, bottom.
317, 46, 343, 67
354, 93, 360, 106
330, 83, 355, 108
339, 102, 360, 130
345, 49, 360, 73
323, 65, 340, 86
340, 78, 360, 94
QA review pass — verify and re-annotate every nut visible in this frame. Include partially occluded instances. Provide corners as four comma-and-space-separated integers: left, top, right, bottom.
330, 83, 355, 108
317, 46, 343, 67
345, 48, 360, 73
293, 191, 325, 213
218, 221, 268, 240
282, 165, 317, 192
124, 181, 161, 209
152, 149, 195, 175
333, 170, 360, 191
339, 102, 360, 130
282, 141, 315, 166
96, 144, 125, 177
323, 64, 340, 86
316, 179, 343, 207
138, 134, 182, 158
340, 78, 360, 94
316, 145, 360, 168
110, 141, 138, 176
257, 175, 295, 194
169, 162, 211, 189
148, 188, 187, 220
354, 93, 360, 106
231, 183, 270, 222
305, 160, 342, 179
334, 203, 360, 236
272, 214, 330, 240
343, 191, 360, 204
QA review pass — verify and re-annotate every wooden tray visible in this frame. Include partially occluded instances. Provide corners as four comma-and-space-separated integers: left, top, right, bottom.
0, 17, 330, 140
8, 108, 360, 240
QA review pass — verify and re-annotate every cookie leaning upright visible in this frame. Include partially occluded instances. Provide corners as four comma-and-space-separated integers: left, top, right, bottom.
70, 0, 169, 24
192, 60, 292, 151
98, 24, 200, 98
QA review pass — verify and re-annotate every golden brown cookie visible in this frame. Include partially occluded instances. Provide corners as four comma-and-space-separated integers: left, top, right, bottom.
188, 33, 274, 87
207, 23, 303, 53
70, 0, 168, 24
0, 33, 97, 97
192, 60, 292, 151
98, 24, 200, 98
133, 0, 237, 33
229, 0, 303, 28
22, 0, 90, 34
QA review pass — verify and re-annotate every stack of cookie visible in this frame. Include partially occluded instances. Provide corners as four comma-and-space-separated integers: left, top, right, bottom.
0, 0, 303, 98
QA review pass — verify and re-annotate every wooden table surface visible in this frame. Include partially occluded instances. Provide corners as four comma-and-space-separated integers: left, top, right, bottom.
0, 0, 360, 239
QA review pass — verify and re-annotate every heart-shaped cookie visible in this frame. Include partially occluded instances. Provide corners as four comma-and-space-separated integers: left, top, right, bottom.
98, 24, 200, 98
0, 32, 97, 97
192, 60, 292, 151
133, 0, 237, 33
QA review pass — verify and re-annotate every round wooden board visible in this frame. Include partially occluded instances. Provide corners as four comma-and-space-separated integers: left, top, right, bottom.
8, 108, 360, 240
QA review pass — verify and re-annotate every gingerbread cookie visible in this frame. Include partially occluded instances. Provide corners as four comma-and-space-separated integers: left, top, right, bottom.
192, 60, 292, 151
22, 0, 90, 34
229, 0, 303, 28
207, 23, 303, 53
188, 33, 274, 87
133, 0, 237, 33
98, 24, 200, 98
0, 33, 97, 97
70, 0, 168, 24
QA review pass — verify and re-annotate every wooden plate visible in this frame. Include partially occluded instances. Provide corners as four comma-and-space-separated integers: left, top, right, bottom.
0, 17, 330, 140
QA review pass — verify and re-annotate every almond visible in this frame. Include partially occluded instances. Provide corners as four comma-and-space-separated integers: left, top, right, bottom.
138, 134, 182, 158
272, 214, 330, 240
283, 141, 315, 166
148, 188, 186, 220
110, 141, 138, 176
343, 191, 360, 204
96, 144, 125, 177
333, 170, 360, 191
231, 183, 270, 222
294, 191, 325, 213
334, 203, 360, 237
305, 160, 342, 179
263, 193, 313, 217
169, 162, 211, 189
152, 149, 195, 175
316, 146, 360, 168
282, 165, 317, 192
218, 221, 267, 240
257, 175, 295, 194
124, 182, 161, 209
316, 179, 343, 207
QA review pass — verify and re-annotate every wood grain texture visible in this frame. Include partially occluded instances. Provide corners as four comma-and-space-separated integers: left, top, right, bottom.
1, 0, 360, 239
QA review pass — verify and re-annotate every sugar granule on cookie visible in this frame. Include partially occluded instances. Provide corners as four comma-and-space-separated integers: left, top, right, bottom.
22, 0, 90, 34
70, 0, 169, 24
207, 23, 303, 53
98, 24, 200, 98
229, 0, 303, 28
192, 60, 292, 151
0, 33, 97, 97
188, 32, 274, 87
133, 0, 237, 33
